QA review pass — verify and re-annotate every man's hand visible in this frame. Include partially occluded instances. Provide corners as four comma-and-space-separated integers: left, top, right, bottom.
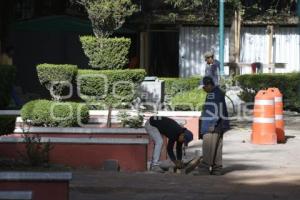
174, 160, 184, 169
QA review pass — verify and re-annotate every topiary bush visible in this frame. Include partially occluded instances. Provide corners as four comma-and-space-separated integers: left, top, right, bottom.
0, 65, 16, 109
80, 36, 131, 70
77, 69, 146, 107
236, 73, 300, 110
77, 0, 138, 37
0, 116, 16, 135
21, 100, 89, 127
117, 111, 144, 128
36, 64, 78, 100
170, 88, 206, 111
160, 77, 201, 100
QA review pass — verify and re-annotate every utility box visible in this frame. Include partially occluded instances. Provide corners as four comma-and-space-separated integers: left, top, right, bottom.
139, 76, 165, 104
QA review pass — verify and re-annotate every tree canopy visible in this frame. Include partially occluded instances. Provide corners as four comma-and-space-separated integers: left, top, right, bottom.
164, 0, 297, 21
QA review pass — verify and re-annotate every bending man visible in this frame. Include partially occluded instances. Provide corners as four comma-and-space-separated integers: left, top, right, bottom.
145, 116, 193, 172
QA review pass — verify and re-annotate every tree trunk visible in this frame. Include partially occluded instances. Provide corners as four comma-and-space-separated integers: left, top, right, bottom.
228, 9, 241, 77
107, 105, 112, 128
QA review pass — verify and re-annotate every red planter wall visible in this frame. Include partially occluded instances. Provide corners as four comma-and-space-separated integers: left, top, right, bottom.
0, 141, 148, 172
0, 182, 69, 200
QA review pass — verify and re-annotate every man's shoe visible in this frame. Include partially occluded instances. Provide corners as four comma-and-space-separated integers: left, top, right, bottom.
150, 165, 165, 173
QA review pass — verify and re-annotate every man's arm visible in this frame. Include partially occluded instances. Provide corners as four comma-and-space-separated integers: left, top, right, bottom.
167, 140, 176, 162
176, 142, 183, 161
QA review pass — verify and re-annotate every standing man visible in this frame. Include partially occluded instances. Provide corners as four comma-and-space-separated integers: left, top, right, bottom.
204, 51, 220, 86
145, 116, 193, 172
198, 76, 229, 175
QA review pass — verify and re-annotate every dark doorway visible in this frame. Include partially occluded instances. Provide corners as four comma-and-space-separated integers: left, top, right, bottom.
149, 31, 179, 77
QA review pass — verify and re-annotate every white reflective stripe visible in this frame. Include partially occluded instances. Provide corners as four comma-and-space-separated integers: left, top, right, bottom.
255, 100, 274, 105
253, 117, 275, 123
275, 115, 283, 120
275, 97, 283, 102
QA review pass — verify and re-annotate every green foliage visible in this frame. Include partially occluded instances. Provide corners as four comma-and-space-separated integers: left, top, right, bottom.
164, 0, 240, 16
21, 100, 89, 127
80, 36, 131, 70
0, 116, 16, 135
164, 0, 295, 22
236, 73, 300, 110
164, 0, 204, 10
36, 64, 78, 100
77, 0, 138, 37
219, 75, 235, 91
160, 77, 201, 98
170, 88, 206, 111
21, 134, 53, 167
0, 65, 16, 109
117, 111, 144, 128
77, 69, 146, 107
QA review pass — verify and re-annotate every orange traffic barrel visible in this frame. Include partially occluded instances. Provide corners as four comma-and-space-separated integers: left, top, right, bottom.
251, 90, 277, 144
267, 88, 285, 143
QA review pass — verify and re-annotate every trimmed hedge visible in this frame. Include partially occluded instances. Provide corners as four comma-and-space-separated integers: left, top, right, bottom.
77, 69, 146, 107
80, 36, 131, 70
236, 73, 300, 110
160, 77, 201, 98
0, 65, 16, 108
36, 64, 78, 99
0, 116, 16, 135
170, 88, 206, 111
21, 100, 89, 127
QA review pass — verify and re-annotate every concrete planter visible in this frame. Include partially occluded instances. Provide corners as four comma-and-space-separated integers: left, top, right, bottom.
0, 128, 150, 171
0, 172, 71, 200
1, 110, 201, 171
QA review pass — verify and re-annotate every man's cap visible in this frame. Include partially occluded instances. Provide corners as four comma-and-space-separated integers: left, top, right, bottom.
184, 129, 193, 146
200, 76, 215, 86
204, 51, 214, 59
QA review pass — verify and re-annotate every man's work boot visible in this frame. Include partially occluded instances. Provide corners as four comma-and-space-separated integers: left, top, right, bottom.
210, 165, 223, 176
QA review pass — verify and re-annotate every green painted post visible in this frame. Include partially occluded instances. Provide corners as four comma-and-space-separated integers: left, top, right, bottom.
219, 0, 225, 76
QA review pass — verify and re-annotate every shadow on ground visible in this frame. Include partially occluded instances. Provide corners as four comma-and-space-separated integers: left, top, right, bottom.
70, 169, 300, 200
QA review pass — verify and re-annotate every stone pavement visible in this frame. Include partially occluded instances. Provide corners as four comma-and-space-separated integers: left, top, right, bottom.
70, 112, 300, 200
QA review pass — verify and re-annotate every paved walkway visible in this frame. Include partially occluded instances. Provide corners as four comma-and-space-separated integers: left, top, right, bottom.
70, 113, 300, 200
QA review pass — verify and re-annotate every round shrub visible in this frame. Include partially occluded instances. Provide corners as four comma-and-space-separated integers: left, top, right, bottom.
236, 73, 300, 110
77, 69, 146, 107
170, 88, 206, 111
0, 65, 16, 109
21, 100, 89, 127
36, 64, 78, 100
160, 77, 201, 98
0, 116, 16, 135
80, 36, 131, 70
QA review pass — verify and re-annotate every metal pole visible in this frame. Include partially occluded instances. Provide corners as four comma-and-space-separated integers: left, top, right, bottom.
219, 0, 225, 76
298, 0, 300, 17
298, 0, 300, 72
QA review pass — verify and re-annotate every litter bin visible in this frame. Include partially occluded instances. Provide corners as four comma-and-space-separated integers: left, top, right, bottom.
139, 76, 165, 105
